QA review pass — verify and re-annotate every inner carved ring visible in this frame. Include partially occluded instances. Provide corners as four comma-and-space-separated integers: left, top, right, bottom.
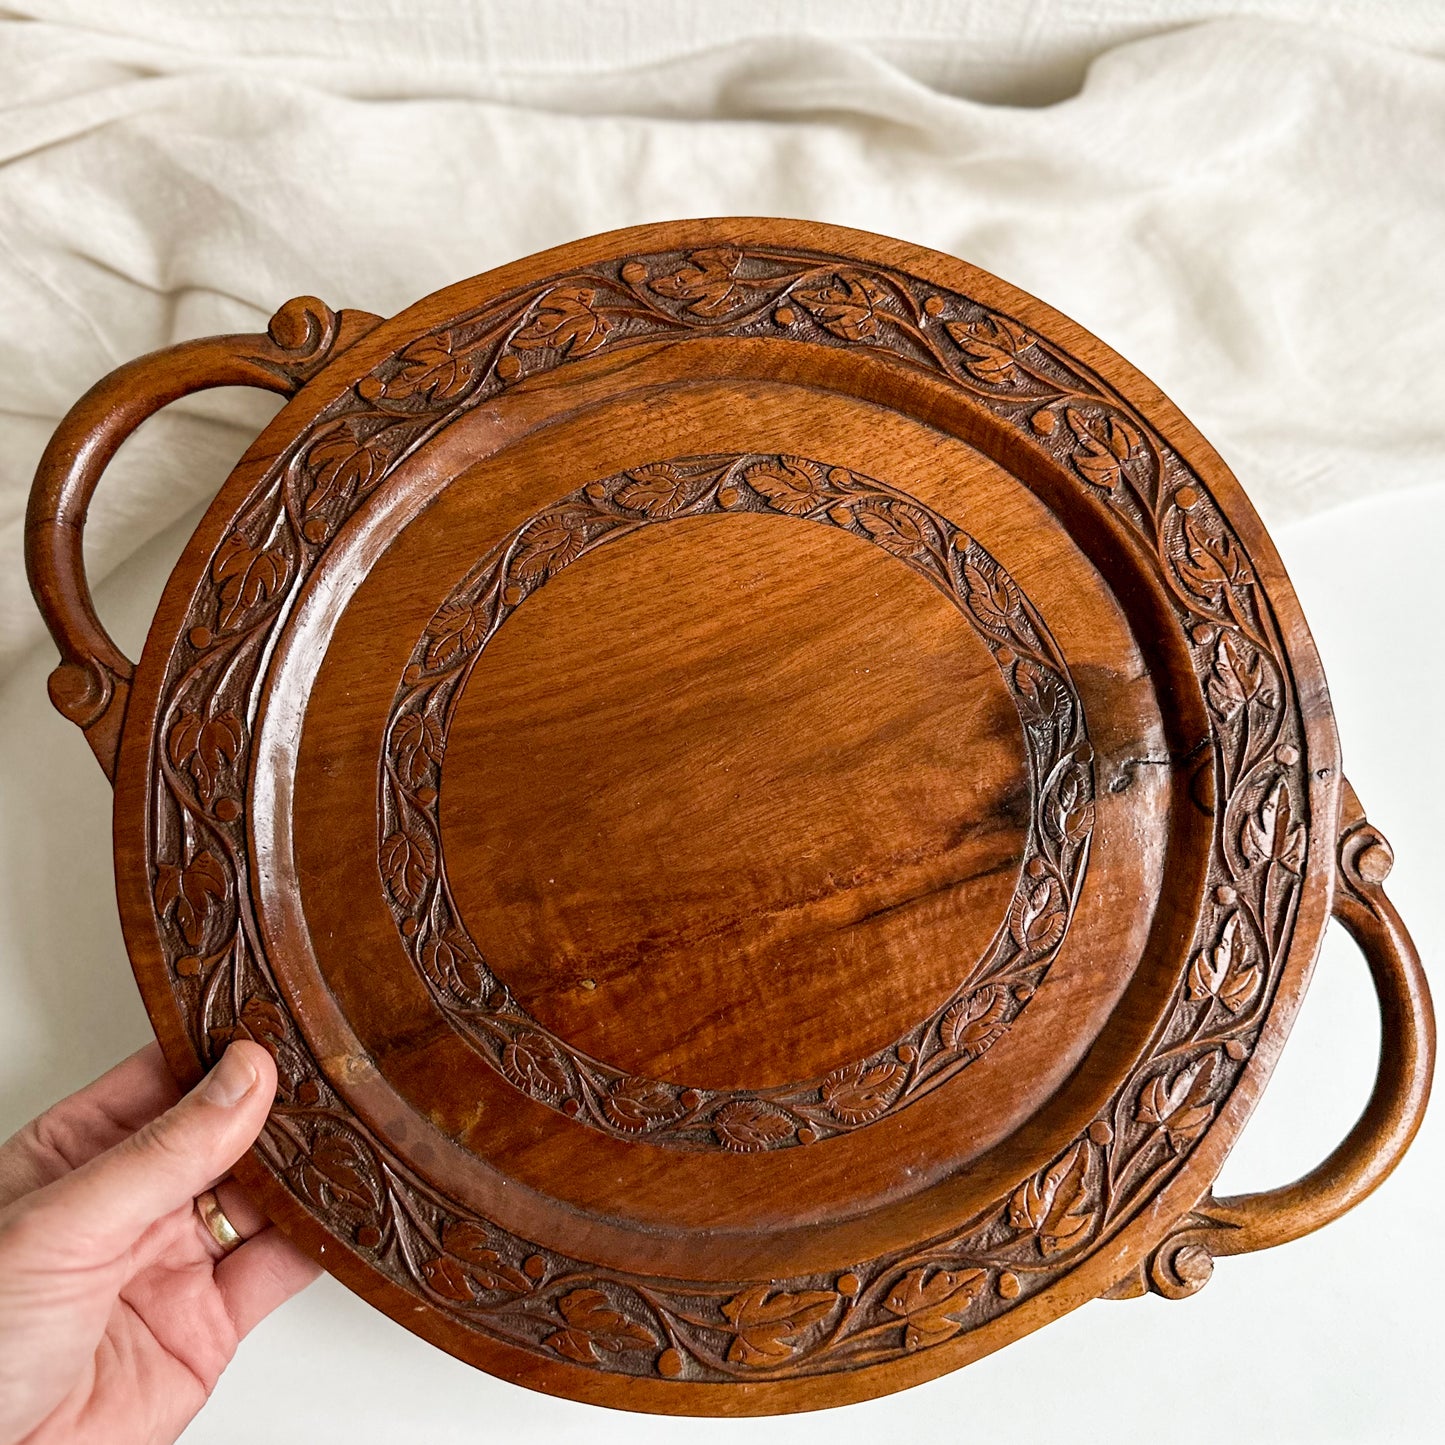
378, 453, 1094, 1151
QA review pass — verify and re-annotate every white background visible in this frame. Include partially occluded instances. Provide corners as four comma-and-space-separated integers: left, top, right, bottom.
0, 4, 1441, 1441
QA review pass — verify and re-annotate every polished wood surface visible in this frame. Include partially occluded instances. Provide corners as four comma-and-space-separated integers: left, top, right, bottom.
442, 509, 1023, 1089
25, 219, 1434, 1413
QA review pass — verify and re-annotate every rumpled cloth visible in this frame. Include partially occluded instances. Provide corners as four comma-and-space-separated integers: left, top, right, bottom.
1, 5, 1442, 676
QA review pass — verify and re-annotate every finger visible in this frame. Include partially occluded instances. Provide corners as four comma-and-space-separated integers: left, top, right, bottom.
215, 1226, 322, 1338
213, 1178, 271, 1239
0, 1044, 182, 1207
8, 1042, 276, 1267
66, 1043, 183, 1132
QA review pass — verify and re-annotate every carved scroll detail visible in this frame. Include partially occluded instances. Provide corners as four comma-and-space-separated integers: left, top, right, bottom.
377, 453, 1093, 1149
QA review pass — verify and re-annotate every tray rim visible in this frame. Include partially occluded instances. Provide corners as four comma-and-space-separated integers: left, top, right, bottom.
110, 216, 1343, 1413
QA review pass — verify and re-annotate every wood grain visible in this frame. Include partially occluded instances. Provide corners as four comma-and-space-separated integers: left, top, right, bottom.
26, 218, 1432, 1414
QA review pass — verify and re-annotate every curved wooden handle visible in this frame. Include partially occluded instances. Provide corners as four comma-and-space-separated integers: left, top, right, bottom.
1201, 780, 1435, 1255
24, 297, 380, 780
1127, 779, 1436, 1300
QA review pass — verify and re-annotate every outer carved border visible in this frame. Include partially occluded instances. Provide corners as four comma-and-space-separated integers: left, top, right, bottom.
127, 235, 1312, 1395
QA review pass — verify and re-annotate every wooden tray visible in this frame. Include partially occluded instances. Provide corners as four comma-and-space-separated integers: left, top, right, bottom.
25, 220, 1434, 1414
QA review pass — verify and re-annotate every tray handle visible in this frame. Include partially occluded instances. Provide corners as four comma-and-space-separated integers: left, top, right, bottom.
24, 297, 380, 780
1122, 779, 1435, 1299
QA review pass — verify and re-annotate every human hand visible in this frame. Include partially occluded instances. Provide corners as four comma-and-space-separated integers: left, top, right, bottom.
0, 1041, 319, 1445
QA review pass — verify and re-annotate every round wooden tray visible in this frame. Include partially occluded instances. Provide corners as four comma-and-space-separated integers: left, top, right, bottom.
26, 220, 1433, 1414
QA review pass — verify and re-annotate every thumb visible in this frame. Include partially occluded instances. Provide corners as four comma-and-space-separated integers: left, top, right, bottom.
19, 1041, 276, 1264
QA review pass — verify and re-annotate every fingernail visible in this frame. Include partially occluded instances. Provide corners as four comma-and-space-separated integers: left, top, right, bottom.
200, 1047, 259, 1107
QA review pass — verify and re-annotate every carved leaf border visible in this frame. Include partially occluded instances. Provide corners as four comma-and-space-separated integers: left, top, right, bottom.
145, 244, 1308, 1383
377, 452, 1093, 1150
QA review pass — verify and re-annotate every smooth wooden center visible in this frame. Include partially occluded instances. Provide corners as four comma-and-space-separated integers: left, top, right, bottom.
440, 510, 1028, 1091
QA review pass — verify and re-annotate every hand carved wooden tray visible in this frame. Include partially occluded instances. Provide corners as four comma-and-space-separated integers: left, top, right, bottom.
26, 219, 1434, 1414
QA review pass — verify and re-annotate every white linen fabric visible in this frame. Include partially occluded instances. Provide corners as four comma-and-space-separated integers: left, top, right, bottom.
0, 3, 1443, 676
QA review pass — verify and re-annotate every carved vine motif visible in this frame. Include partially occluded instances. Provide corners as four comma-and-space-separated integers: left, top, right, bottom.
378, 452, 1093, 1150
145, 243, 1308, 1382
251, 1094, 1069, 1379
